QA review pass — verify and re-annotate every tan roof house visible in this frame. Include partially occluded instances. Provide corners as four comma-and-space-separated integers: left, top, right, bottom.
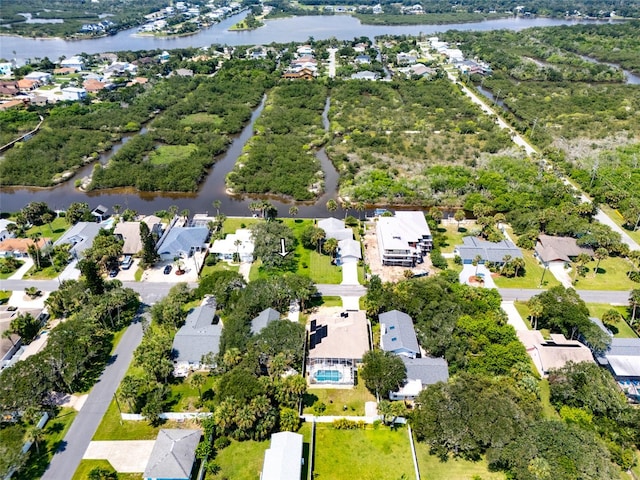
517, 330, 595, 377
0, 237, 50, 258
535, 234, 594, 266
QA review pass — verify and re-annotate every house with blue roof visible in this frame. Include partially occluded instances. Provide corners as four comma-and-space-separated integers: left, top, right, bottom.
379, 310, 420, 358
454, 236, 523, 265
157, 226, 209, 261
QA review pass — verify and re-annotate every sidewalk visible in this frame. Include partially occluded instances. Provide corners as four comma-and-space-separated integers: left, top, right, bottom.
501, 301, 528, 331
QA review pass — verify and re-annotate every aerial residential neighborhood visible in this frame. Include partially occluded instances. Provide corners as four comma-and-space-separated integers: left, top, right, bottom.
1, 4, 640, 480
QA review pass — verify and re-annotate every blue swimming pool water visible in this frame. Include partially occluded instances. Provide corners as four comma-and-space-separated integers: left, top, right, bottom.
314, 369, 342, 382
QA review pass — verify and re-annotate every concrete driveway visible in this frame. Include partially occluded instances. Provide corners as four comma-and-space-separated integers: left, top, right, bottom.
459, 264, 497, 289
83, 440, 155, 472
501, 301, 528, 331
548, 262, 572, 288
341, 262, 359, 285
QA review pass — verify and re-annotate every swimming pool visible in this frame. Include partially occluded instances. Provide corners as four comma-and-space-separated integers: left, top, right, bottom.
314, 369, 342, 382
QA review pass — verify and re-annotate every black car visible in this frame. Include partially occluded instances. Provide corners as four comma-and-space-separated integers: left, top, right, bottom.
163, 265, 172, 275
109, 269, 118, 278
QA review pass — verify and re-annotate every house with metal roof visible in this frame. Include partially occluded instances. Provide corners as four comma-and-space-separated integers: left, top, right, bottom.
172, 299, 221, 374
376, 211, 432, 267
390, 356, 449, 401
337, 238, 361, 265
53, 222, 102, 259
379, 310, 420, 358
261, 431, 303, 480
251, 308, 280, 335
454, 236, 523, 265
143, 429, 201, 480
318, 217, 353, 241
157, 226, 209, 261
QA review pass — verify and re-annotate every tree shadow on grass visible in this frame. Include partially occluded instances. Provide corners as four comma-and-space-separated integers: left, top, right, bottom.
302, 393, 318, 409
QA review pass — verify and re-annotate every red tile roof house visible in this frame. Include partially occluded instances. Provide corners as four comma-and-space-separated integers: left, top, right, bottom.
0, 237, 51, 258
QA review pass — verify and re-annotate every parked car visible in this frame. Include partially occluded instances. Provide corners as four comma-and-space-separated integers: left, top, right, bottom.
163, 265, 172, 275
120, 255, 133, 270
109, 269, 118, 278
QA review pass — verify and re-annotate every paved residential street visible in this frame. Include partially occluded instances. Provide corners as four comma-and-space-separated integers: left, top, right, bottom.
41, 315, 145, 480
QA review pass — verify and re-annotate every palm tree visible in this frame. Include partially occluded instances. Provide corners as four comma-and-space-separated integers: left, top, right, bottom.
629, 289, 640, 326
189, 373, 206, 397
42, 212, 54, 235
454, 209, 465, 230
249, 201, 262, 217
472, 254, 482, 277
326, 199, 338, 214
573, 253, 592, 283
112, 204, 121, 216
429, 207, 443, 224
355, 202, 366, 220
180, 209, 190, 221
342, 200, 352, 219
26, 425, 44, 454
2, 329, 16, 347
168, 205, 179, 218
233, 239, 242, 262
593, 247, 608, 276
288, 205, 299, 218
500, 254, 512, 274
212, 200, 222, 217
511, 257, 525, 277
323, 237, 339, 258
311, 228, 326, 253
493, 212, 506, 229
527, 297, 544, 330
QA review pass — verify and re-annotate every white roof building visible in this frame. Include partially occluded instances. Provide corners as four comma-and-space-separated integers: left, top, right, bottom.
376, 211, 432, 267
261, 432, 303, 480
318, 217, 353, 241
209, 228, 254, 263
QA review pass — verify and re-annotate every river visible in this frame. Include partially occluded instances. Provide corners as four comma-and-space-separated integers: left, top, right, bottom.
0, 13, 619, 64
0, 14, 627, 216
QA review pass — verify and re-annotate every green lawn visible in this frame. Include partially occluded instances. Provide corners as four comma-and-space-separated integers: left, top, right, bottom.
134, 267, 143, 281
493, 250, 560, 289
0, 260, 23, 279
539, 379, 559, 420
73, 460, 139, 480
222, 217, 260, 235
0, 290, 11, 303
209, 422, 312, 480
310, 296, 342, 308
207, 437, 270, 480
23, 265, 60, 280
200, 260, 240, 278
313, 424, 414, 480
15, 408, 77, 480
303, 381, 375, 416
148, 144, 198, 165
587, 304, 638, 339
247, 218, 343, 284
514, 301, 532, 329
93, 400, 160, 441
166, 375, 216, 412
631, 450, 640, 479
440, 224, 471, 253
572, 257, 638, 290
600, 205, 640, 246
25, 216, 69, 242
414, 441, 506, 480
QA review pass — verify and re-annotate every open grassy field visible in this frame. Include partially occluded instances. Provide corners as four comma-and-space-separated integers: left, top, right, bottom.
23, 264, 60, 280
93, 401, 160, 441
493, 249, 561, 289
413, 441, 506, 480
207, 438, 270, 480
148, 144, 198, 165
25, 216, 68, 242
572, 256, 638, 290
166, 374, 216, 412
222, 217, 260, 235
15, 408, 77, 480
587, 303, 638, 339
303, 381, 375, 416
180, 113, 224, 128
200, 260, 240, 278
73, 460, 139, 480
313, 424, 414, 480
439, 224, 470, 253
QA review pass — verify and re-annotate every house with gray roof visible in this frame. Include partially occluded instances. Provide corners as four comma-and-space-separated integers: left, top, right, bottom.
454, 236, 523, 265
0, 219, 16, 243
157, 226, 209, 261
351, 70, 379, 81
114, 216, 163, 255
53, 222, 102, 259
390, 356, 449, 401
535, 234, 594, 266
261, 431, 303, 480
379, 310, 420, 358
143, 429, 201, 480
318, 217, 353, 241
251, 308, 280, 335
172, 299, 221, 374
337, 238, 361, 265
